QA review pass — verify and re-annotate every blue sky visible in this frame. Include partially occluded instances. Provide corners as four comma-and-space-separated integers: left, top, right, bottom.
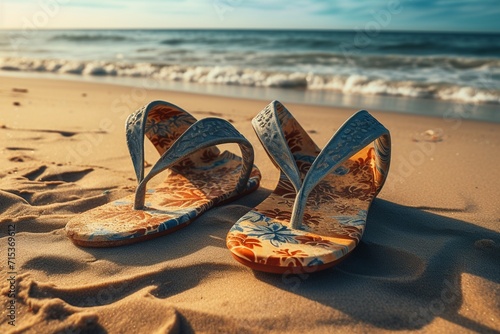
0, 0, 499, 32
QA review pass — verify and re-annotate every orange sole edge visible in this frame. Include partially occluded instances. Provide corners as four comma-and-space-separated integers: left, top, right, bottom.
68, 182, 260, 248
68, 219, 194, 248
230, 252, 350, 275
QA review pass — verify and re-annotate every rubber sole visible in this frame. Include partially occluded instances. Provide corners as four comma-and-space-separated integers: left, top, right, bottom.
69, 183, 259, 248
230, 252, 349, 274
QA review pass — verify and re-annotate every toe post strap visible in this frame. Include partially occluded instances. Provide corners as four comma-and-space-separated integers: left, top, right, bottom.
252, 101, 303, 193
126, 100, 196, 184
291, 109, 390, 228
252, 101, 391, 229
134, 117, 255, 210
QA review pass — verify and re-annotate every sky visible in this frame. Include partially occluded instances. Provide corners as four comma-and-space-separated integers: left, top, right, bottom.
0, 0, 499, 33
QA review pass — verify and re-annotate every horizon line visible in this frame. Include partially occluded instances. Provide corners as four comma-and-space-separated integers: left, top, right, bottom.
0, 27, 499, 35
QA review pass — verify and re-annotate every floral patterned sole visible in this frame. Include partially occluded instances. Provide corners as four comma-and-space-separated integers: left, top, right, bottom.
66, 101, 261, 247
229, 244, 350, 274
226, 101, 390, 273
67, 154, 261, 247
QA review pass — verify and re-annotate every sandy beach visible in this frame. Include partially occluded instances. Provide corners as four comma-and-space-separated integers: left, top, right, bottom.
0, 75, 499, 333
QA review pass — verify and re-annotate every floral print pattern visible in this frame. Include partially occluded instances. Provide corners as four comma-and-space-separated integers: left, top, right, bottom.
66, 103, 261, 247
226, 101, 390, 273
144, 104, 222, 168
247, 222, 299, 247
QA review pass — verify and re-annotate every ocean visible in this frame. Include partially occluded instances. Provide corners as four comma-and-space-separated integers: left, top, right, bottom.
1, 29, 499, 122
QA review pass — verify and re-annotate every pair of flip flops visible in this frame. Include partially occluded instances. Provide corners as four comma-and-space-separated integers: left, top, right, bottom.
66, 100, 391, 274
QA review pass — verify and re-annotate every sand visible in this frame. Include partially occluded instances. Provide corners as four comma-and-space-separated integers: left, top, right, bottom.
0, 75, 499, 333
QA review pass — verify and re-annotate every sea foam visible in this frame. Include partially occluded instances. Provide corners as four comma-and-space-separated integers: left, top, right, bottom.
1, 57, 499, 105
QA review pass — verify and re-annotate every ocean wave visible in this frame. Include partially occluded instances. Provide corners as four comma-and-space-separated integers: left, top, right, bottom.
376, 41, 440, 52
155, 33, 500, 56
255, 53, 500, 71
159, 36, 275, 47
159, 38, 185, 45
50, 33, 132, 42
373, 41, 500, 56
155, 33, 344, 49
150, 31, 500, 56
1, 57, 499, 105
136, 48, 500, 72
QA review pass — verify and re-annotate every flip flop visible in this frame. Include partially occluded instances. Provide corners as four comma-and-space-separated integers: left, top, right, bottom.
226, 101, 390, 273
66, 100, 261, 247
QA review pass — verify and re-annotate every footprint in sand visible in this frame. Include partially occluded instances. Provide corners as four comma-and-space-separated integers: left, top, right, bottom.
6, 146, 35, 151
5, 147, 36, 162
23, 256, 88, 274
9, 155, 34, 162
21, 165, 93, 182
0, 124, 98, 137
0, 163, 133, 234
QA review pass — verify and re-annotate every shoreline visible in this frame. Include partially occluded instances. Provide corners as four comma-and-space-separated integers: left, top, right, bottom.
0, 75, 498, 333
1, 69, 499, 124
2, 72, 498, 126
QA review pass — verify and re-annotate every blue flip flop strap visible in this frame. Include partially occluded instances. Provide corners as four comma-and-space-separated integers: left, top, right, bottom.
290, 110, 391, 229
125, 100, 194, 183
252, 101, 303, 193
134, 117, 254, 209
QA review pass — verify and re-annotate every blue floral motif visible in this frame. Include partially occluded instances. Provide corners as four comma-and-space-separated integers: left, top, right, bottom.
180, 209, 197, 223
146, 208, 196, 233
145, 118, 172, 136
88, 226, 114, 238
108, 233, 137, 241
247, 222, 299, 247
294, 154, 316, 164
307, 258, 324, 267
332, 210, 367, 226
241, 211, 271, 224
194, 156, 231, 170
230, 223, 244, 232
89, 227, 133, 241
334, 166, 349, 175
168, 115, 193, 128
159, 219, 181, 232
